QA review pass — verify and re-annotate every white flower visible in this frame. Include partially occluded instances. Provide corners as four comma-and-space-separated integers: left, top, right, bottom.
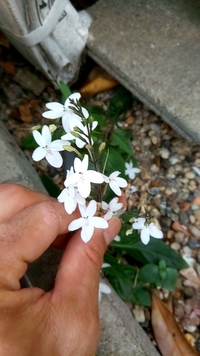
57, 167, 85, 214
104, 171, 127, 196
125, 161, 140, 180
132, 217, 163, 245
114, 235, 121, 242
42, 92, 80, 120
68, 200, 108, 243
101, 263, 111, 268
32, 125, 69, 168
62, 118, 98, 148
64, 154, 104, 198
102, 197, 123, 220
99, 282, 111, 302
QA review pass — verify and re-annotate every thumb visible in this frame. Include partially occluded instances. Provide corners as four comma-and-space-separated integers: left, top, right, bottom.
54, 216, 121, 297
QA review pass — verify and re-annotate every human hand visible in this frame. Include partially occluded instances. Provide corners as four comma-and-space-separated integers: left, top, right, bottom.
0, 183, 121, 356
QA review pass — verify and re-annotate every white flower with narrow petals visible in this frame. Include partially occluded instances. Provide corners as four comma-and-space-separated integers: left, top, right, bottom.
68, 200, 108, 243
104, 171, 127, 196
132, 217, 163, 245
125, 161, 140, 180
62, 118, 98, 148
32, 125, 69, 168
58, 167, 85, 214
99, 282, 111, 302
42, 93, 80, 120
64, 154, 104, 198
102, 197, 123, 220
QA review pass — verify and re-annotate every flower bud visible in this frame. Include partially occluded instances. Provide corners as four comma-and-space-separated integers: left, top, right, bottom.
99, 142, 106, 152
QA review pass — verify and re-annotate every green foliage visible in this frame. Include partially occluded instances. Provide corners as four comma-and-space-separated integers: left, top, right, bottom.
40, 173, 61, 198
107, 86, 132, 122
21, 81, 188, 307
59, 81, 71, 101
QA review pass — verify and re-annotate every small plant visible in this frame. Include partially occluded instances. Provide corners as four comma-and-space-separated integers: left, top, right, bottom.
22, 83, 188, 305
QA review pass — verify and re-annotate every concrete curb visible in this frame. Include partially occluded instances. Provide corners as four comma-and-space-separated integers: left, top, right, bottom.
0, 120, 159, 355
87, 0, 200, 143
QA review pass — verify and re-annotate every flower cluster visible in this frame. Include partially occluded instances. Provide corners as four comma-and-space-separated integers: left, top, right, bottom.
32, 93, 127, 243
32, 92, 163, 246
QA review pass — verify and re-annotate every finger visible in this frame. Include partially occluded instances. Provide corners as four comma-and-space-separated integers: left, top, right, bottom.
0, 183, 54, 223
54, 216, 121, 298
0, 200, 79, 290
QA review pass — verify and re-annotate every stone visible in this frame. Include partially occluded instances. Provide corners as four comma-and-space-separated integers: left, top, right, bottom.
169, 155, 179, 165
188, 225, 200, 239
179, 211, 189, 225
132, 307, 146, 323
14, 68, 46, 96
170, 242, 181, 251
159, 148, 170, 159
174, 231, 185, 243
194, 209, 200, 223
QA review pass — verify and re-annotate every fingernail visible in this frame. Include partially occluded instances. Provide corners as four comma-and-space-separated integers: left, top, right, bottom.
103, 217, 121, 245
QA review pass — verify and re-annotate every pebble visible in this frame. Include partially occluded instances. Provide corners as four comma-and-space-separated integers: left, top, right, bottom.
188, 180, 197, 192
132, 307, 145, 323
159, 148, 170, 159
169, 155, 179, 165
179, 212, 189, 225
185, 171, 195, 179
188, 225, 200, 239
160, 216, 172, 228
166, 230, 174, 239
194, 209, 200, 223
151, 135, 158, 145
150, 164, 160, 173
174, 231, 185, 243
171, 242, 181, 251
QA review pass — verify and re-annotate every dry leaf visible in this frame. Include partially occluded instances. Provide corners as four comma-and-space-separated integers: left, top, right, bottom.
152, 294, 200, 356
172, 221, 192, 237
179, 267, 200, 286
0, 31, 9, 47
18, 100, 40, 123
1, 61, 16, 75
80, 66, 119, 96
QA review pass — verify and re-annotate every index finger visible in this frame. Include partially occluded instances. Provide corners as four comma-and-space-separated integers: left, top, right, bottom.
0, 183, 54, 223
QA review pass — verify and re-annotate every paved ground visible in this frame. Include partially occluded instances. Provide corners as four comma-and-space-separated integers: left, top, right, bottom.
87, 0, 200, 142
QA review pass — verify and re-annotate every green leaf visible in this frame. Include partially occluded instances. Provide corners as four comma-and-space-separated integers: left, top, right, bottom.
40, 173, 61, 198
59, 81, 71, 101
104, 254, 136, 279
108, 86, 132, 123
21, 132, 38, 149
110, 128, 134, 156
132, 284, 151, 306
162, 268, 178, 291
103, 147, 126, 176
139, 264, 159, 284
111, 229, 188, 270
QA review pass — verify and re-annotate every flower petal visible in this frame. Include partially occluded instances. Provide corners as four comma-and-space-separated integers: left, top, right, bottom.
46, 102, 63, 110
32, 147, 46, 161
42, 125, 51, 146
90, 217, 108, 229
81, 224, 94, 243
104, 211, 113, 220
46, 151, 63, 168
140, 227, 150, 245
64, 195, 77, 214
42, 110, 64, 119
32, 130, 45, 147
85, 170, 104, 184
68, 217, 85, 231
149, 224, 163, 239
116, 177, 127, 188
109, 181, 121, 196
77, 179, 91, 198
86, 200, 97, 218
49, 139, 69, 151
